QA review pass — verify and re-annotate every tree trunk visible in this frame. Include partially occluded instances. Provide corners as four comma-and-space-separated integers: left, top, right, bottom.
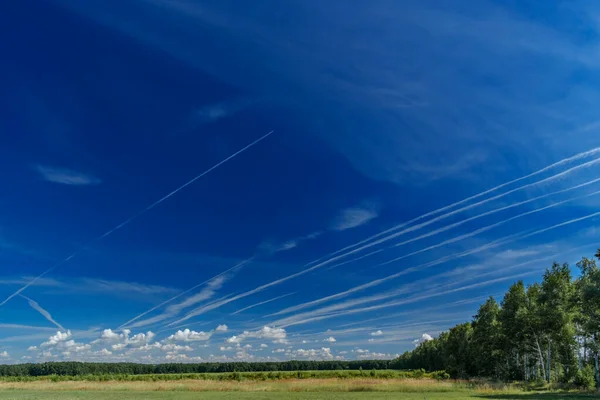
547, 339, 551, 384
595, 351, 599, 390
533, 333, 547, 382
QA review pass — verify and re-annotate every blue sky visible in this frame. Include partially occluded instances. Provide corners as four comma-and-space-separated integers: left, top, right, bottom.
0, 0, 599, 363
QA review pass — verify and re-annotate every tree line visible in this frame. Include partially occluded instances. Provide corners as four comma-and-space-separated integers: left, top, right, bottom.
0, 360, 395, 377
393, 250, 600, 388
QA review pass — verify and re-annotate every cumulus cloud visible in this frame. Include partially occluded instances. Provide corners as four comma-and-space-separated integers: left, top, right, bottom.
260, 344, 268, 348
27, 346, 38, 352
330, 206, 378, 231
287, 348, 333, 360
370, 330, 383, 336
165, 353, 203, 362
160, 344, 193, 352
413, 333, 434, 346
323, 337, 336, 343
226, 326, 286, 345
215, 324, 228, 332
41, 330, 72, 347
167, 329, 211, 342
0, 351, 9, 358
36, 165, 101, 186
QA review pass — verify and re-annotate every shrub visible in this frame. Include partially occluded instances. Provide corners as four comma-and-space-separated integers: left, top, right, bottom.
430, 370, 451, 380
573, 365, 596, 390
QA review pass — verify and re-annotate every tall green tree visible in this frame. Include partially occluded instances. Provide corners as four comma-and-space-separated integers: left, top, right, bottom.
498, 281, 529, 380
577, 255, 600, 388
472, 297, 502, 377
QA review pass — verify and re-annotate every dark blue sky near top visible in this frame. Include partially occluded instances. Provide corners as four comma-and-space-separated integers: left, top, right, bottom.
0, 0, 599, 362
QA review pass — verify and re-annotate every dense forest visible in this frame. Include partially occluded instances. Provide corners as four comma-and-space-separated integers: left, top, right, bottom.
394, 251, 600, 388
0, 360, 395, 377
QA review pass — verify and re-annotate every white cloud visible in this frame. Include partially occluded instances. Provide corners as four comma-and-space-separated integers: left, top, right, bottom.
287, 348, 333, 360
370, 330, 383, 336
357, 352, 396, 360
225, 326, 286, 345
36, 165, 101, 186
98, 329, 129, 342
95, 349, 112, 356
41, 330, 72, 347
127, 332, 156, 347
323, 337, 336, 343
260, 344, 268, 348
167, 329, 211, 342
220, 346, 234, 351
27, 346, 38, 352
272, 348, 285, 353
0, 351, 9, 358
165, 353, 203, 362
215, 324, 228, 332
160, 344, 193, 353
330, 206, 378, 231
413, 333, 434, 346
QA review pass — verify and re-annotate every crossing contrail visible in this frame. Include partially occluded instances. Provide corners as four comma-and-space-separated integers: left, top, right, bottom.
0, 130, 274, 309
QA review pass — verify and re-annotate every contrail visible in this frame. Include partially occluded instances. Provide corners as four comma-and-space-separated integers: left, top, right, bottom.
274, 271, 541, 328
0, 131, 274, 308
379, 189, 600, 266
181, 162, 600, 320
389, 177, 600, 250
269, 205, 600, 320
19, 295, 65, 331
119, 257, 253, 329
273, 156, 600, 286
231, 292, 296, 315
168, 231, 524, 325
324, 147, 600, 259
167, 153, 600, 325
271, 241, 599, 328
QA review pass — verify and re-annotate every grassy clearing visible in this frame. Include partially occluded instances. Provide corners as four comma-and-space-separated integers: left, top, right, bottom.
0, 379, 597, 399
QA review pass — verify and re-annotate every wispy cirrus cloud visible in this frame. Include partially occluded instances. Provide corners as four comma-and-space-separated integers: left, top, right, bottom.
193, 97, 254, 124
330, 206, 378, 231
35, 165, 101, 186
20, 295, 65, 331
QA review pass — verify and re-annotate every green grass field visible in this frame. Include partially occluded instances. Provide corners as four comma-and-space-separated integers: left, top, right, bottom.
0, 377, 597, 400
0, 391, 597, 399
